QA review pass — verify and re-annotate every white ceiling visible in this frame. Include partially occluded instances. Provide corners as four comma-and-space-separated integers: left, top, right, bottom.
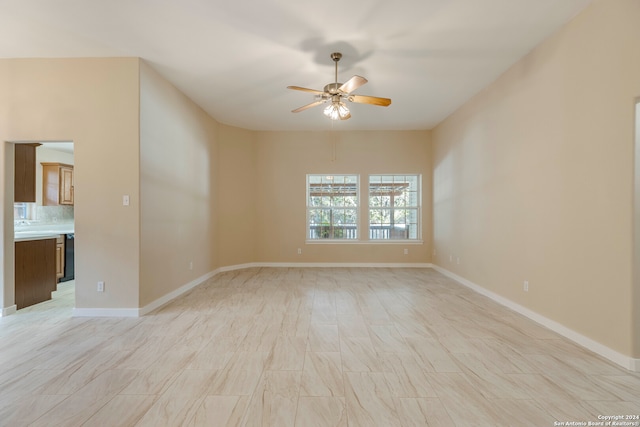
0, 0, 592, 131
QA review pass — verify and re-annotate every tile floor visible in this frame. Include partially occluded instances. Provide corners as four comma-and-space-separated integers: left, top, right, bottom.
1, 268, 639, 426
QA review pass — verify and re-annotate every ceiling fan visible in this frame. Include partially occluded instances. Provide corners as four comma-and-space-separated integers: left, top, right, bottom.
287, 52, 392, 121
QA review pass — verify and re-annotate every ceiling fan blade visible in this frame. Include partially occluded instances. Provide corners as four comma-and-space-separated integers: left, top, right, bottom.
292, 100, 325, 113
287, 85, 325, 95
338, 75, 367, 94
348, 94, 392, 107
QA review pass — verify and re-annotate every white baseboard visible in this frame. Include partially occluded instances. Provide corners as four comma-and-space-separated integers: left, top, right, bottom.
72, 270, 219, 318
218, 263, 259, 272
139, 270, 219, 316
1, 305, 17, 317
431, 265, 640, 372
220, 262, 433, 270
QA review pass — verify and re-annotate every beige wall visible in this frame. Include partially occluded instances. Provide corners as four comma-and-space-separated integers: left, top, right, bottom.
0, 58, 141, 310
432, 0, 640, 358
139, 61, 219, 306
217, 129, 433, 267
249, 130, 432, 264
218, 125, 257, 267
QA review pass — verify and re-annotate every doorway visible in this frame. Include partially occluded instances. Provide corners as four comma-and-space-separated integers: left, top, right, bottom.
8, 141, 75, 313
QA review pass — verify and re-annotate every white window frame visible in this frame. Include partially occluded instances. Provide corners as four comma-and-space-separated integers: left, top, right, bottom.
306, 174, 359, 242
368, 174, 421, 241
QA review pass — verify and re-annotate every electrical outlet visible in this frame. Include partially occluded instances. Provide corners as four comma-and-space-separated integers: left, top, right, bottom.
97, 281, 104, 292
297, 248, 302, 255
449, 254, 453, 262
456, 257, 460, 264
403, 248, 408, 255
524, 280, 529, 292
189, 261, 193, 270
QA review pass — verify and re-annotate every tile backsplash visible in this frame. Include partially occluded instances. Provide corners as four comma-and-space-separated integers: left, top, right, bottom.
14, 203, 74, 225
37, 205, 74, 224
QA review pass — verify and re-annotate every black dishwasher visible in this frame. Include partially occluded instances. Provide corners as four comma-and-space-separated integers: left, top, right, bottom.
60, 233, 74, 282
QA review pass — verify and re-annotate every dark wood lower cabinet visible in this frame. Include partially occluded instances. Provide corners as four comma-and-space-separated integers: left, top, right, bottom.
15, 239, 57, 309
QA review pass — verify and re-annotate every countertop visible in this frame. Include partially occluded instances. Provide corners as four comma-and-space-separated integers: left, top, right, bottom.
14, 223, 74, 242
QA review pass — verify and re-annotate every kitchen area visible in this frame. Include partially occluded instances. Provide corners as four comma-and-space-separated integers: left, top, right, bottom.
14, 142, 74, 310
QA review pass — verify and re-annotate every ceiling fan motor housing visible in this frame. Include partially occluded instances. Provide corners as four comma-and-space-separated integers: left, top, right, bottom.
324, 83, 342, 95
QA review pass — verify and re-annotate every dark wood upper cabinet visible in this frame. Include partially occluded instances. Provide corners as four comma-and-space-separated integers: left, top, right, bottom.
14, 143, 39, 203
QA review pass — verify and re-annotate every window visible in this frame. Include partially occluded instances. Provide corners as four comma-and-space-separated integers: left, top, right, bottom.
14, 203, 28, 220
13, 202, 35, 222
307, 175, 358, 240
369, 175, 420, 240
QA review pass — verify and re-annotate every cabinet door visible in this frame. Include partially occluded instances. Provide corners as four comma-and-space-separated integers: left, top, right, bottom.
14, 144, 37, 202
42, 163, 74, 206
55, 236, 65, 279
15, 239, 57, 309
42, 164, 60, 206
59, 166, 74, 205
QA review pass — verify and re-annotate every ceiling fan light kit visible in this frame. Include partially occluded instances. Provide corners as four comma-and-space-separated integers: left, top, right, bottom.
323, 101, 351, 120
288, 52, 391, 121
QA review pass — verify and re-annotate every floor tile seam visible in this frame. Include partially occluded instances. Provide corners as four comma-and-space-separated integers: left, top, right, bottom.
102, 395, 160, 427
291, 372, 304, 427
29, 384, 118, 427
25, 393, 74, 426
0, 367, 68, 397
426, 395, 459, 427
171, 395, 208, 427
33, 367, 113, 397
436, 390, 513, 425
334, 328, 347, 400
345, 370, 404, 426
88, 392, 153, 427
235, 356, 269, 427
533, 372, 623, 401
